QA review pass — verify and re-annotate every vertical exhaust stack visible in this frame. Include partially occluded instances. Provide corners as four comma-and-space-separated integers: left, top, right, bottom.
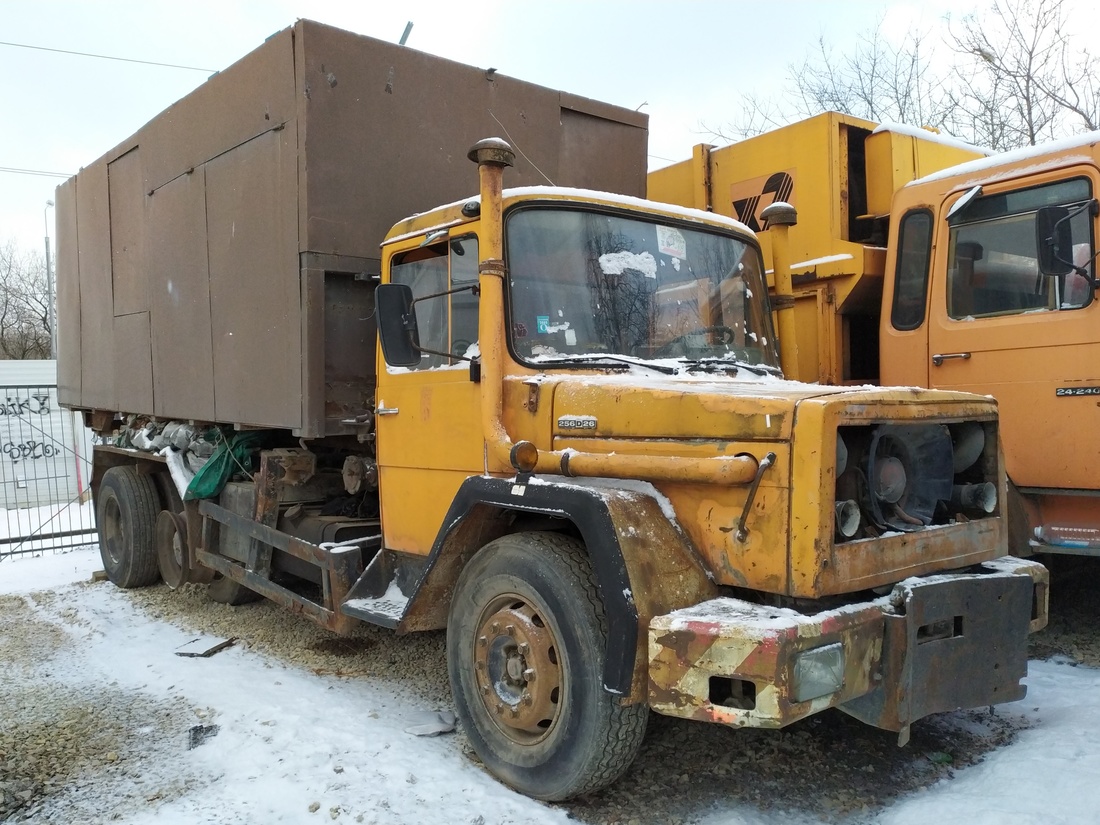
761, 201, 800, 380
468, 138, 516, 474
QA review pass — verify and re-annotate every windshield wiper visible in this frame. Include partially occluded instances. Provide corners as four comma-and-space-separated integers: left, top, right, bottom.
682, 358, 782, 377
533, 354, 679, 375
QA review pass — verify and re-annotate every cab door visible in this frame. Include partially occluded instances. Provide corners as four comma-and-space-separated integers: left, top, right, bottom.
926, 171, 1100, 492
374, 235, 483, 555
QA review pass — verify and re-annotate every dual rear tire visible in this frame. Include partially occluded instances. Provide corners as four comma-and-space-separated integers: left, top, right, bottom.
97, 464, 242, 602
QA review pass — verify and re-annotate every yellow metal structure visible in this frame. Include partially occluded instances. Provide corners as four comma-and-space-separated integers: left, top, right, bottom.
649, 112, 986, 385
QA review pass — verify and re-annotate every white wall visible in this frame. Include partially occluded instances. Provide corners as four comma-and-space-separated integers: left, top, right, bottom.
0, 360, 94, 510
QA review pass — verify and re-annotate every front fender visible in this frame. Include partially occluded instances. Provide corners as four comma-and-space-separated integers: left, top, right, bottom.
399, 474, 717, 700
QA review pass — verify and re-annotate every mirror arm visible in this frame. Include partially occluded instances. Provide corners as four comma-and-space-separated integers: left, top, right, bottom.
408, 283, 480, 312
412, 345, 474, 363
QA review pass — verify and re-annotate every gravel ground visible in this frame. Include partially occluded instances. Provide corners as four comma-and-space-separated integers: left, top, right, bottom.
0, 590, 205, 823
1027, 555, 1100, 668
3, 555, 1098, 824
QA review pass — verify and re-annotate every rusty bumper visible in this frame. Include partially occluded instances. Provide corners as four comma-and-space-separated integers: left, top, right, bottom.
648, 557, 1047, 735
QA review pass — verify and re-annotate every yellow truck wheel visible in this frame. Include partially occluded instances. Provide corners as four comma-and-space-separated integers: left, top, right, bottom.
446, 531, 648, 800
96, 466, 161, 589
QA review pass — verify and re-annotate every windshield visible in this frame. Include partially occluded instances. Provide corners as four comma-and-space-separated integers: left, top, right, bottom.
505, 207, 779, 371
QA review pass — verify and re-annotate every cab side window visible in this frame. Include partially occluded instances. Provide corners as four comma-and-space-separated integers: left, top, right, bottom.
390, 236, 479, 370
891, 209, 933, 330
946, 178, 1093, 320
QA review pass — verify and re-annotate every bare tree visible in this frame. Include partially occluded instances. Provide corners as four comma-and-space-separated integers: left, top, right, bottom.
794, 27, 955, 129
705, 22, 953, 143
705, 0, 1098, 151
949, 0, 1068, 148
0, 241, 51, 360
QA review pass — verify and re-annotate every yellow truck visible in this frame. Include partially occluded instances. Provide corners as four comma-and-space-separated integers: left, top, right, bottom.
651, 111, 1100, 558
60, 33, 1046, 801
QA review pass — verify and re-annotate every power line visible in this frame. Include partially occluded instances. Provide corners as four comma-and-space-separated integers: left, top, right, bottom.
0, 166, 73, 179
0, 39, 216, 73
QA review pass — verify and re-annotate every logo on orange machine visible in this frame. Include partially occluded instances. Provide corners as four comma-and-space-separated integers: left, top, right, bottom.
730, 170, 795, 232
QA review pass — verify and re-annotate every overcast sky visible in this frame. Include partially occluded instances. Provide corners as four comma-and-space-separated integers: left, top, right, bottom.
0, 0, 1071, 253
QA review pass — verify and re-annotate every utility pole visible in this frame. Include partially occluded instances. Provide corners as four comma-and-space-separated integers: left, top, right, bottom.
44, 199, 56, 358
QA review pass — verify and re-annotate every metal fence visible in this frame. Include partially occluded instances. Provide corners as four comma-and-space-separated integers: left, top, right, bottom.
0, 378, 97, 559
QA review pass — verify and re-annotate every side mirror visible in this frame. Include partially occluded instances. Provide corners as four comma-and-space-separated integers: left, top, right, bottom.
376, 283, 421, 367
1036, 205, 1074, 276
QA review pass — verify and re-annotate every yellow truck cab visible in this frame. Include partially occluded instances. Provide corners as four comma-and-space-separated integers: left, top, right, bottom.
884, 138, 1100, 554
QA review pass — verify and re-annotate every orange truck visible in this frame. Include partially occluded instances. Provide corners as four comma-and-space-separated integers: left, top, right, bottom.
651, 111, 1100, 557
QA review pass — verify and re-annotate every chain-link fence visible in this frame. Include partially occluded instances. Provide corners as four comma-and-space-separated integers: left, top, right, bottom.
0, 377, 97, 559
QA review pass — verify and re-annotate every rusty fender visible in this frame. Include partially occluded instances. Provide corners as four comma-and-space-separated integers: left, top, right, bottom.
648, 557, 1048, 734
397, 474, 718, 701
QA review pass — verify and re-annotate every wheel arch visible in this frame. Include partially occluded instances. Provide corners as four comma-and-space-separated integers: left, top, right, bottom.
91, 446, 173, 513
399, 475, 718, 700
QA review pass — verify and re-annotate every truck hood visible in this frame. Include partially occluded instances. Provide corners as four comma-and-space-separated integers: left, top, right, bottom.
525, 371, 995, 442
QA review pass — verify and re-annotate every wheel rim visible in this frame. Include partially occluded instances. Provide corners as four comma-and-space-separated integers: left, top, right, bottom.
156, 510, 191, 589
473, 594, 563, 744
103, 496, 124, 566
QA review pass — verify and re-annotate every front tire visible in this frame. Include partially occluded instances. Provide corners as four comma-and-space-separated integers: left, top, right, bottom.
96, 465, 161, 588
447, 531, 647, 800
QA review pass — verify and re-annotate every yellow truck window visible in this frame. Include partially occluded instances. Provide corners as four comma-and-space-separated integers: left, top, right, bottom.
391, 237, 480, 367
891, 209, 934, 330
946, 178, 1093, 319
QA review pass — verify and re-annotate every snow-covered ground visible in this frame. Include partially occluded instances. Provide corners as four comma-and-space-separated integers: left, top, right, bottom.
2, 549, 1099, 824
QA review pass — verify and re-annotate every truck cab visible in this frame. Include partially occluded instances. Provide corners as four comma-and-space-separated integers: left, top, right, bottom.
884, 145, 1100, 554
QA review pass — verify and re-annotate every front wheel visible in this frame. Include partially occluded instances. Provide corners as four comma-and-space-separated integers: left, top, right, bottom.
447, 532, 647, 800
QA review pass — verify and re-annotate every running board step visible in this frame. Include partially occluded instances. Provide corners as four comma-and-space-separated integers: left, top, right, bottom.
339, 549, 428, 629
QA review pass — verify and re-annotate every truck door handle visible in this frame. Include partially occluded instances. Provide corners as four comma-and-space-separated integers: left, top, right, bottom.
932, 352, 971, 366
376, 405, 400, 416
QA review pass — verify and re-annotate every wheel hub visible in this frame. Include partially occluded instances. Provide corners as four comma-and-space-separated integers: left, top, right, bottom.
103, 498, 124, 566
473, 597, 562, 742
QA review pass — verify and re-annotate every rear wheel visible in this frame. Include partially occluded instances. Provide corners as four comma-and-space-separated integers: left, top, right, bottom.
96, 465, 161, 588
447, 531, 648, 800
156, 509, 214, 588
207, 571, 262, 606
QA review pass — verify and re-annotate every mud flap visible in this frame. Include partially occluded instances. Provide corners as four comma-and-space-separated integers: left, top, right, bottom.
839, 571, 1033, 733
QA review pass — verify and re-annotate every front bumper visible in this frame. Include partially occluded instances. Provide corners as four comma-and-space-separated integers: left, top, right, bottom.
648, 557, 1048, 735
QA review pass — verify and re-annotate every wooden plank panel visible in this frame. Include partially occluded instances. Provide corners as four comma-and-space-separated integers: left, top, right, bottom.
55, 176, 81, 406
108, 147, 148, 316
205, 127, 300, 428
75, 161, 115, 410
147, 169, 216, 420
113, 312, 153, 414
